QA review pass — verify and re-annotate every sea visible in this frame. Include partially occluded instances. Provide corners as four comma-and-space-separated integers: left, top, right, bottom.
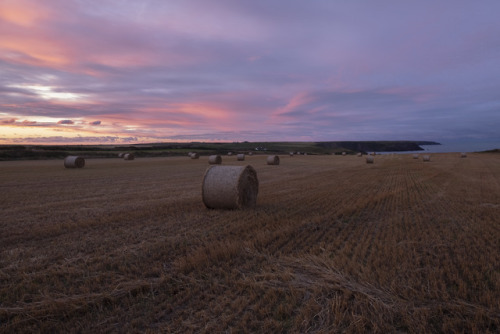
377, 139, 500, 154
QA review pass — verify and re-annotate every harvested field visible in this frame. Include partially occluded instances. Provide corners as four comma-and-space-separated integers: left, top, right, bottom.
1, 153, 499, 332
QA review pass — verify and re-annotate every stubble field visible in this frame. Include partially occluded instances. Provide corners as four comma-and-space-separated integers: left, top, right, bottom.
0, 153, 499, 333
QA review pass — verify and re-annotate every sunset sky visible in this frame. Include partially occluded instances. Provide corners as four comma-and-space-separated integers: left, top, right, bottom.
1, 0, 499, 145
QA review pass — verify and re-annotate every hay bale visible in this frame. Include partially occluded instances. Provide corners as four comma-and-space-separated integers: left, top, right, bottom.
237, 154, 245, 161
422, 155, 431, 162
461, 153, 467, 158
266, 155, 280, 165
342, 152, 346, 156
357, 152, 362, 157
64, 156, 85, 168
118, 153, 125, 158
248, 152, 253, 156
202, 165, 259, 209
366, 156, 374, 164
413, 154, 419, 159
289, 152, 294, 157
208, 155, 222, 165
190, 153, 199, 159
227, 152, 233, 156
370, 152, 376, 156
124, 153, 135, 160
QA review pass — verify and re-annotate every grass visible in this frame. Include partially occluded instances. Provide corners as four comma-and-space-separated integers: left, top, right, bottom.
0, 153, 499, 332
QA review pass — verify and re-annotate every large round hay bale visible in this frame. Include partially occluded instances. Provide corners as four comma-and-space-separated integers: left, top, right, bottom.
422, 155, 431, 162
208, 155, 222, 165
190, 153, 199, 159
118, 152, 125, 158
289, 152, 294, 157
342, 152, 346, 156
202, 165, 259, 209
237, 154, 245, 161
413, 154, 419, 159
357, 152, 362, 157
266, 155, 280, 165
461, 152, 467, 158
366, 156, 374, 164
64, 156, 85, 168
227, 152, 233, 156
124, 153, 135, 160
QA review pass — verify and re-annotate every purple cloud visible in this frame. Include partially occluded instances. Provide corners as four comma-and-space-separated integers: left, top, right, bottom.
0, 0, 499, 149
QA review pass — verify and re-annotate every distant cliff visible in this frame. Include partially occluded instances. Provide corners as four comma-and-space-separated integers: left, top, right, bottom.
315, 141, 440, 153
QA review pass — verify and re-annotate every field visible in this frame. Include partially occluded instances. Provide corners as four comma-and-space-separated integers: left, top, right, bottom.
1, 153, 499, 332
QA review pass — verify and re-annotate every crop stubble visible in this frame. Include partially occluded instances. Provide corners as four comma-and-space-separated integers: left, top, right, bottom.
0, 154, 499, 332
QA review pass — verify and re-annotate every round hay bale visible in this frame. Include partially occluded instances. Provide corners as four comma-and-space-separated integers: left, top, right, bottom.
422, 155, 431, 162
202, 165, 259, 209
208, 155, 222, 165
237, 154, 245, 161
289, 152, 294, 157
370, 152, 376, 156
413, 154, 419, 159
357, 152, 362, 157
227, 152, 233, 156
124, 153, 135, 160
266, 155, 280, 165
190, 153, 199, 159
118, 153, 125, 158
366, 156, 374, 164
461, 152, 467, 158
342, 152, 346, 156
64, 156, 85, 168
248, 152, 253, 156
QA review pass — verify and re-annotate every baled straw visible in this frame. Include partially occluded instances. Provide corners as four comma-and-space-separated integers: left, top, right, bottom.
357, 153, 362, 157
227, 152, 233, 156
202, 165, 259, 209
461, 153, 467, 158
208, 155, 222, 165
366, 156, 374, 164
342, 152, 346, 156
413, 154, 419, 159
118, 153, 125, 158
124, 153, 135, 160
237, 154, 245, 161
266, 155, 280, 165
64, 156, 85, 168
289, 152, 294, 157
422, 155, 431, 162
191, 153, 200, 159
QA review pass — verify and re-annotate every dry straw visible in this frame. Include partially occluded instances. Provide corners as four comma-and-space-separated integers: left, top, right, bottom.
366, 156, 374, 164
237, 154, 245, 161
208, 155, 222, 165
202, 165, 259, 209
461, 153, 467, 158
357, 152, 362, 157
124, 153, 135, 160
227, 152, 233, 156
422, 155, 431, 162
413, 154, 419, 159
266, 155, 280, 165
289, 152, 294, 157
118, 153, 125, 158
190, 153, 200, 159
64, 156, 85, 168
342, 152, 346, 156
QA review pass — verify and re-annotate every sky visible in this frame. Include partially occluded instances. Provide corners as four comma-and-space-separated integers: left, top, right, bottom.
1, 0, 499, 146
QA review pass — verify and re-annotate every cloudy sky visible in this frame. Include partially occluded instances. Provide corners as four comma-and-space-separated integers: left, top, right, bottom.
1, 0, 499, 145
